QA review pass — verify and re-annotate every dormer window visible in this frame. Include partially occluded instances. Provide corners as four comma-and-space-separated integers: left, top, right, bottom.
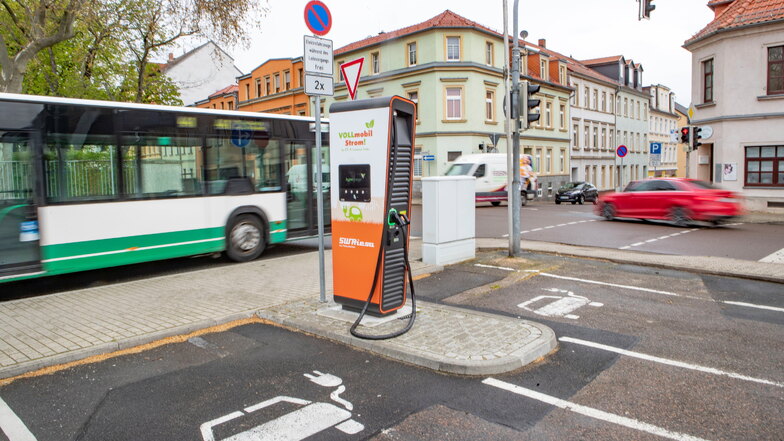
540, 59, 548, 81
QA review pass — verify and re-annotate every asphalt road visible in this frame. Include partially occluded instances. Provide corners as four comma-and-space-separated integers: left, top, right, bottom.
409, 202, 784, 263
1, 252, 781, 440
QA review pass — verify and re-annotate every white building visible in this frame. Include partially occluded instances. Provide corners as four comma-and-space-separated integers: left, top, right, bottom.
684, 0, 784, 212
644, 84, 679, 177
161, 41, 243, 106
583, 57, 650, 189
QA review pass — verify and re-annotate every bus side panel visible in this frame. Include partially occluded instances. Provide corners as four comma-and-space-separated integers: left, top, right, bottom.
37, 193, 286, 275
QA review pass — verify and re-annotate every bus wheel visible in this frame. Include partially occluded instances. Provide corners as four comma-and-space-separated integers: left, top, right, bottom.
491, 201, 501, 206
227, 214, 266, 262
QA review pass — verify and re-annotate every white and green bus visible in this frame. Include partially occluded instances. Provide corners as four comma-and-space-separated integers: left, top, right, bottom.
0, 93, 330, 283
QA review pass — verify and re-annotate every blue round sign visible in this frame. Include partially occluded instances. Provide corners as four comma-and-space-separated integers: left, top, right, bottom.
616, 145, 628, 158
304, 1, 332, 36
231, 123, 252, 148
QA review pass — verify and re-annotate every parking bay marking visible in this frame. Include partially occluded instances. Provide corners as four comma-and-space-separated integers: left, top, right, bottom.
619, 229, 697, 250
536, 272, 784, 313
518, 288, 603, 320
483, 378, 710, 441
0, 397, 37, 441
559, 336, 784, 388
502, 219, 598, 237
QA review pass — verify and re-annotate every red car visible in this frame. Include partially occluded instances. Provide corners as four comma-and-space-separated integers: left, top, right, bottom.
595, 178, 744, 226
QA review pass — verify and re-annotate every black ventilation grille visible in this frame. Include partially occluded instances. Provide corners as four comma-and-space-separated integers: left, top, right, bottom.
382, 247, 406, 310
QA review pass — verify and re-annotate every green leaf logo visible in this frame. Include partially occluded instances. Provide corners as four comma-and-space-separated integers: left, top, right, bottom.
365, 120, 375, 129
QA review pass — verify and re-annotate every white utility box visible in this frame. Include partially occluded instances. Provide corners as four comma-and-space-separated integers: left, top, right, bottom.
421, 176, 475, 265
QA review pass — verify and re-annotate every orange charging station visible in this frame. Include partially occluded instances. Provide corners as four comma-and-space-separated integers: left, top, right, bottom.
329, 96, 416, 317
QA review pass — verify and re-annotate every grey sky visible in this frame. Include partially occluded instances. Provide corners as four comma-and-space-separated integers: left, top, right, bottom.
228, 0, 715, 104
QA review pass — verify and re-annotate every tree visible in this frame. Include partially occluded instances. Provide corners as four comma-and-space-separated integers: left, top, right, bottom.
0, 0, 86, 93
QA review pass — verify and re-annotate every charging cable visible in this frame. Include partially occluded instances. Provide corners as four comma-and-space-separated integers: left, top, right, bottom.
349, 210, 416, 340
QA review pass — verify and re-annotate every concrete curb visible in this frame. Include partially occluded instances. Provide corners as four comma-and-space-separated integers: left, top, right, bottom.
0, 311, 258, 380
257, 300, 558, 376
476, 239, 784, 284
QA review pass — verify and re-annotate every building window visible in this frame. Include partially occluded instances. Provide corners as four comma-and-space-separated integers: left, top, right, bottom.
573, 124, 579, 148
593, 127, 598, 149
584, 126, 590, 149
545, 101, 552, 127
446, 87, 462, 120
768, 45, 784, 95
298, 68, 303, 87
414, 147, 422, 177
228, 101, 233, 110
284, 71, 291, 90
559, 65, 567, 84
245, 84, 250, 100
560, 149, 565, 173
448, 151, 462, 161
485, 90, 495, 121
337, 61, 344, 81
408, 91, 420, 122
540, 59, 548, 81
592, 90, 598, 110
485, 42, 494, 65
265, 76, 271, 95
255, 78, 262, 97
746, 146, 784, 186
601, 127, 606, 149
601, 92, 607, 112
545, 149, 552, 173
584, 87, 589, 109
371, 52, 380, 74
703, 59, 714, 103
446, 36, 461, 61
559, 104, 566, 130
408, 42, 417, 66
274, 74, 280, 93
624, 98, 628, 117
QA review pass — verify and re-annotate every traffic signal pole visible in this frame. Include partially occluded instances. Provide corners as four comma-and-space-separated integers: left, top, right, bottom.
502, 0, 515, 257
510, 0, 522, 257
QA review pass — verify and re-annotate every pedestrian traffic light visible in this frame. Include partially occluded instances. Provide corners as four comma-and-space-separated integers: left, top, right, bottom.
519, 80, 540, 130
641, 0, 655, 19
679, 126, 690, 144
691, 126, 703, 151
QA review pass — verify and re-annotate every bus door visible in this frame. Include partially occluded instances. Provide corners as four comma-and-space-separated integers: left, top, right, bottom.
284, 140, 331, 238
0, 131, 42, 278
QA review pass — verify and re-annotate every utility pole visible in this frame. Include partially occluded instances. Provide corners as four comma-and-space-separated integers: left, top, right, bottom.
503, 0, 515, 257
510, 0, 522, 256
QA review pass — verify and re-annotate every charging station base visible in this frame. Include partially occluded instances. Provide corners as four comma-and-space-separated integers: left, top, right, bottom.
317, 304, 413, 328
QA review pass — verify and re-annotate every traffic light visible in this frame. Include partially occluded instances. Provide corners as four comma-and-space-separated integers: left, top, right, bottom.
641, 0, 655, 19
691, 126, 703, 151
519, 80, 540, 130
679, 126, 690, 144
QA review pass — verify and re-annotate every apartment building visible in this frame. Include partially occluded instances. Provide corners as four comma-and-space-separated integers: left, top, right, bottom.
644, 84, 679, 177
237, 57, 310, 116
684, 0, 784, 212
161, 41, 243, 106
194, 84, 238, 110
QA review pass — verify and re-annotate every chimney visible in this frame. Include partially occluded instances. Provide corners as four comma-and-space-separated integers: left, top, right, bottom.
168, 53, 174, 62
538, 39, 546, 48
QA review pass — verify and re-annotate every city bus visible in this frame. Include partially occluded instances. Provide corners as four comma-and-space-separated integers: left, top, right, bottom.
0, 93, 330, 283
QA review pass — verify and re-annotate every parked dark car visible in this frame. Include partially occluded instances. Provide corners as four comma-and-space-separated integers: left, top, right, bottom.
555, 181, 598, 205
595, 178, 744, 226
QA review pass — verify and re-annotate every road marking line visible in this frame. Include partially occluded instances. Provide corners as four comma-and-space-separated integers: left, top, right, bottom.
630, 242, 646, 247
620, 229, 696, 250
538, 272, 784, 312
559, 337, 784, 388
759, 247, 784, 264
532, 228, 543, 232
619, 246, 631, 250
483, 378, 710, 441
0, 397, 37, 441
474, 263, 516, 272
557, 223, 567, 227
722, 301, 784, 313
521, 230, 530, 234
645, 239, 658, 243
545, 226, 555, 229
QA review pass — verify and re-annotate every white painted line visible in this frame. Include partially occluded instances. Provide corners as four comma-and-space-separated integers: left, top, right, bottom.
722, 301, 784, 313
557, 223, 567, 227
545, 226, 555, 229
539, 273, 688, 298
0, 397, 37, 441
645, 239, 658, 243
521, 230, 530, 234
502, 234, 510, 237
531, 228, 543, 232
474, 263, 516, 271
631, 242, 646, 247
483, 378, 710, 441
759, 247, 784, 264
559, 337, 784, 388
619, 246, 631, 250
657, 236, 671, 240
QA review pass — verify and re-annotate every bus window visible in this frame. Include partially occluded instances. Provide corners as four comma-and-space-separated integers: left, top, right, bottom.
44, 136, 119, 202
121, 136, 204, 198
205, 134, 280, 194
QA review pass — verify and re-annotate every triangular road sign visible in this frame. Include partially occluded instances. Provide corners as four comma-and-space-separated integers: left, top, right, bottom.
341, 58, 364, 100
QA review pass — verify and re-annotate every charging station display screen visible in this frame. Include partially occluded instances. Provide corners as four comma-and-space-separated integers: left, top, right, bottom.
339, 164, 371, 202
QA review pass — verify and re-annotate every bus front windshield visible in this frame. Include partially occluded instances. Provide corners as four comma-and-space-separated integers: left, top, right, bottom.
445, 163, 474, 176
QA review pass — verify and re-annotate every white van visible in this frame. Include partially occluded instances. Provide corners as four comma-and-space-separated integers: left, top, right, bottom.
444, 153, 537, 206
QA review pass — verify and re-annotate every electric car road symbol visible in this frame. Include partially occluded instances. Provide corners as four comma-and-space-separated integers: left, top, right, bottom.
200, 371, 364, 441
518, 288, 603, 320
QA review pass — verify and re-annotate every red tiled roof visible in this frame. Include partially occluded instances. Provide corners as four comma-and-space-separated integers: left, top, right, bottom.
209, 84, 238, 98
521, 40, 622, 87
707, 0, 735, 7
335, 10, 500, 55
686, 0, 784, 46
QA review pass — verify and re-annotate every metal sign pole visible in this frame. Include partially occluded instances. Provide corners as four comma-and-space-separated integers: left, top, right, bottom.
314, 97, 326, 303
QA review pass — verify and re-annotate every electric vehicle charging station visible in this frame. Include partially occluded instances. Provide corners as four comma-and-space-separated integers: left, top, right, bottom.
328, 96, 416, 338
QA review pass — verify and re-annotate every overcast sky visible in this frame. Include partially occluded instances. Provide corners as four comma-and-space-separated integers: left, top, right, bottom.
225, 0, 715, 104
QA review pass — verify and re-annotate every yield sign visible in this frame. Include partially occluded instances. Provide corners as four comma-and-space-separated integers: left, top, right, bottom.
340, 58, 364, 100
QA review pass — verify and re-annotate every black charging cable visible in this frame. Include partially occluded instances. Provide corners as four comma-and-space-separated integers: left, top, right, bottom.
349, 210, 416, 340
